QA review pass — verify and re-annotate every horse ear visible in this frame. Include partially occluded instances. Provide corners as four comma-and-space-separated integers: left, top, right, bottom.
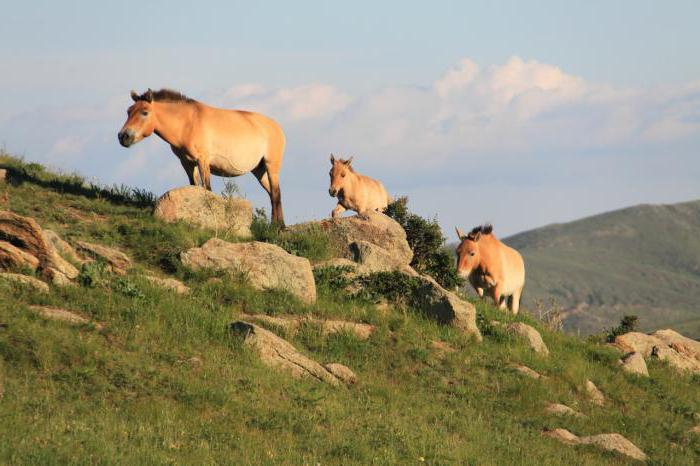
345, 156, 353, 165
330, 154, 335, 164
455, 227, 465, 240
473, 231, 482, 242
130, 90, 139, 102
144, 89, 154, 103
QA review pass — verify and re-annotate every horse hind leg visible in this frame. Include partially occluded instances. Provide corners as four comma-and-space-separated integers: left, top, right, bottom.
252, 160, 272, 196
510, 287, 523, 315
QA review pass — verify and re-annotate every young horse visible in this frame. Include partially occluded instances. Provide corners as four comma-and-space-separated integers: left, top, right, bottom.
118, 89, 286, 225
455, 224, 525, 314
328, 155, 390, 218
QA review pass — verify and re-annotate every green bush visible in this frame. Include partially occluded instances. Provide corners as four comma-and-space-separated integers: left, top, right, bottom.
384, 196, 463, 289
606, 314, 639, 342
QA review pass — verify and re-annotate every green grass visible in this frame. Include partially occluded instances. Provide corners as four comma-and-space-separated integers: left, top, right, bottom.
1, 154, 699, 464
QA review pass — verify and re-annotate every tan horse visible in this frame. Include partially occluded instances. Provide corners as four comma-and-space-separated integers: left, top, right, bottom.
328, 155, 390, 218
118, 89, 286, 225
455, 224, 525, 314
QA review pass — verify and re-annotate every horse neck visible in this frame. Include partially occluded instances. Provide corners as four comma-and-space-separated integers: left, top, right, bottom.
152, 102, 195, 148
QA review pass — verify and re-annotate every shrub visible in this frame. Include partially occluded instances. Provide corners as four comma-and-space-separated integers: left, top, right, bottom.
384, 196, 463, 289
606, 314, 639, 342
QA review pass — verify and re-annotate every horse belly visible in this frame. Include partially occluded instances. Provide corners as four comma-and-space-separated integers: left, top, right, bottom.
210, 151, 261, 177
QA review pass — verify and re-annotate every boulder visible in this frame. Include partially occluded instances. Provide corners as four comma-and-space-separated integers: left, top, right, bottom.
154, 186, 252, 237
614, 330, 700, 375
229, 321, 339, 385
291, 212, 412, 266
181, 238, 316, 304
74, 241, 131, 275
42, 230, 85, 265
144, 275, 190, 294
27, 305, 103, 330
349, 240, 409, 273
543, 429, 647, 461
0, 273, 49, 293
411, 274, 482, 341
619, 352, 649, 377
507, 322, 549, 355
0, 211, 52, 269
584, 379, 605, 406
511, 364, 545, 379
544, 403, 585, 418
239, 313, 374, 340
324, 363, 357, 385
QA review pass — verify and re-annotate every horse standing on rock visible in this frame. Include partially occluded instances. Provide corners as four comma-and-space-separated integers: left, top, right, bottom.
118, 89, 287, 225
455, 224, 525, 314
328, 155, 390, 218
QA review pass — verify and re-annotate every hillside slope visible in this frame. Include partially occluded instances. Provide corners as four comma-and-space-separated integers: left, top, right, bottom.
1, 154, 699, 464
504, 200, 700, 337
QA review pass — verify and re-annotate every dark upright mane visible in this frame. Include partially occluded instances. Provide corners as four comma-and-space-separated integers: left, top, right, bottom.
468, 224, 493, 239
136, 89, 196, 103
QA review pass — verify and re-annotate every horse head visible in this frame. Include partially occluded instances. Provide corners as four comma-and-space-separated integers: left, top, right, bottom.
118, 89, 157, 147
455, 224, 492, 277
328, 154, 354, 197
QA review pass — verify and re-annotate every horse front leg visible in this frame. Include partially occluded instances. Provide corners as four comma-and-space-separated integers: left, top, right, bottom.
178, 158, 200, 186
331, 203, 346, 218
197, 159, 212, 190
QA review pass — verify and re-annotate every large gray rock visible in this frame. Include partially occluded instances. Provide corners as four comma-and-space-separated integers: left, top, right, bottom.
543, 429, 647, 462
291, 212, 412, 267
230, 321, 339, 385
507, 322, 549, 356
182, 238, 316, 304
154, 186, 252, 237
411, 274, 482, 341
349, 240, 411, 273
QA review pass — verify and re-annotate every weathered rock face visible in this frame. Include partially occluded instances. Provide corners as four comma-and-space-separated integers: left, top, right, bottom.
0, 273, 49, 293
619, 352, 649, 377
154, 186, 252, 237
614, 329, 700, 375
293, 212, 412, 267
182, 238, 316, 304
507, 322, 549, 356
543, 429, 647, 461
229, 321, 339, 385
75, 241, 132, 275
42, 230, 85, 265
0, 240, 40, 271
412, 274, 482, 341
349, 240, 410, 273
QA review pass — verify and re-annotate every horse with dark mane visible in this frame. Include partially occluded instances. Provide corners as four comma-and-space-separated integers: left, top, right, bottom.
455, 224, 525, 314
118, 89, 286, 225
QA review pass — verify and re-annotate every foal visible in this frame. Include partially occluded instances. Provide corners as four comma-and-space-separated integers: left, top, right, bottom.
328, 155, 390, 218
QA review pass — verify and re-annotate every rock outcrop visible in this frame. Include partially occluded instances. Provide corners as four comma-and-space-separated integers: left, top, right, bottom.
182, 238, 316, 304
584, 379, 606, 406
507, 322, 549, 355
28, 305, 103, 330
323, 363, 357, 385
543, 429, 647, 461
619, 352, 649, 377
614, 329, 700, 375
239, 313, 374, 340
144, 275, 190, 294
229, 321, 340, 385
74, 241, 132, 275
154, 186, 252, 237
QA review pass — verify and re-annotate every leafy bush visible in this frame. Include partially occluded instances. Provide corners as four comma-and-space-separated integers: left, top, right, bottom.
77, 261, 109, 288
606, 314, 639, 342
354, 271, 422, 304
313, 265, 355, 293
384, 196, 463, 289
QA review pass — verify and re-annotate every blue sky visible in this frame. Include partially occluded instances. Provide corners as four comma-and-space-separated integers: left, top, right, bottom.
1, 1, 699, 235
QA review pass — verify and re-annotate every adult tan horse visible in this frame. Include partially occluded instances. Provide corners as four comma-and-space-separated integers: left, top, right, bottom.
455, 224, 525, 314
328, 155, 390, 218
118, 89, 286, 225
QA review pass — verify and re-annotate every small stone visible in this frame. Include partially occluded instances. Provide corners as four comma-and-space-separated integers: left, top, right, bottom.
511, 364, 544, 379
584, 379, 605, 406
28, 305, 103, 330
507, 322, 549, 355
544, 403, 585, 418
324, 363, 357, 385
144, 275, 189, 294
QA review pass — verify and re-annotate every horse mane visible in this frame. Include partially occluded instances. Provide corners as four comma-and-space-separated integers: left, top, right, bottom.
135, 89, 196, 103
468, 224, 493, 240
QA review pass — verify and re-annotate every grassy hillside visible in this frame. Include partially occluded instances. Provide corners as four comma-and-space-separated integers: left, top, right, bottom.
503, 200, 700, 338
1, 153, 699, 464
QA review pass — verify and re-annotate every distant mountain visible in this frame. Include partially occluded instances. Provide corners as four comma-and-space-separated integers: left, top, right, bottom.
497, 199, 700, 338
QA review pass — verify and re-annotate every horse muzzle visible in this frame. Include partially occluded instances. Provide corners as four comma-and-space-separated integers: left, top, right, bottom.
118, 130, 135, 147
328, 188, 338, 197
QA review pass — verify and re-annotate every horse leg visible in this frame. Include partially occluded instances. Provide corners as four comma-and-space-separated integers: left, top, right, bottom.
197, 159, 212, 191
332, 203, 346, 218
510, 287, 522, 315
179, 158, 200, 186
252, 160, 272, 196
491, 285, 505, 310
